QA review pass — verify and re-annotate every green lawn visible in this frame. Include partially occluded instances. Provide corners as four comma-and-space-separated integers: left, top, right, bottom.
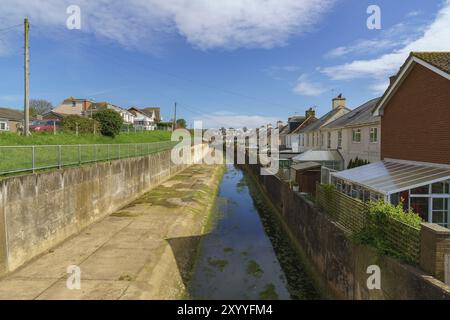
0, 131, 176, 175
0, 131, 172, 145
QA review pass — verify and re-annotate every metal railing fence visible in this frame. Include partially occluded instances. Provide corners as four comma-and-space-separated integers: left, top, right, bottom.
0, 141, 176, 176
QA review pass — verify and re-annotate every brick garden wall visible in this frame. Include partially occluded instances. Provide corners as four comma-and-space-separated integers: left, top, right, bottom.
245, 164, 450, 299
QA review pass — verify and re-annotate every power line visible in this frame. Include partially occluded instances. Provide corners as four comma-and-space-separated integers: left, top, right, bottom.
22, 27, 291, 126
0, 23, 22, 33
68, 37, 300, 112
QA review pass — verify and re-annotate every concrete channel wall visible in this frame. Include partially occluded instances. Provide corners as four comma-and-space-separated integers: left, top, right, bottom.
245, 164, 450, 300
0, 145, 206, 276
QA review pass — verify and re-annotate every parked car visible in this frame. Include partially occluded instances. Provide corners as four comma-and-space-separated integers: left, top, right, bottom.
30, 119, 61, 132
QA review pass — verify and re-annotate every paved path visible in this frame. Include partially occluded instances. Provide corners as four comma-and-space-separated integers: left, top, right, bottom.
0, 164, 222, 300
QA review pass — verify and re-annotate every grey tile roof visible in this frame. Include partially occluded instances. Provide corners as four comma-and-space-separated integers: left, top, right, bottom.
412, 52, 450, 74
324, 97, 380, 129
302, 106, 350, 133
279, 124, 290, 135
0, 107, 23, 121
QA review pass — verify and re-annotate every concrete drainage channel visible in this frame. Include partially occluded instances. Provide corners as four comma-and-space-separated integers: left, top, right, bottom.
188, 164, 321, 300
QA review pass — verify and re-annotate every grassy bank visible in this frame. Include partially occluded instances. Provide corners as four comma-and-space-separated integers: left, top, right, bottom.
0, 131, 175, 175
0, 131, 172, 146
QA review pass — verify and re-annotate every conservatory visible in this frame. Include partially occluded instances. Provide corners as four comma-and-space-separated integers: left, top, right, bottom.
292, 150, 344, 171
331, 160, 450, 228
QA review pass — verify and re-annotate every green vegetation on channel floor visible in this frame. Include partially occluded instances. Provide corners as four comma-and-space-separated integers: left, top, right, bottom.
0, 131, 172, 146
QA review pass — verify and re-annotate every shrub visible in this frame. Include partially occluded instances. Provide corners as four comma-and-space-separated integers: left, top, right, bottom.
93, 109, 123, 138
62, 115, 97, 134
348, 157, 370, 169
321, 183, 336, 199
354, 200, 422, 263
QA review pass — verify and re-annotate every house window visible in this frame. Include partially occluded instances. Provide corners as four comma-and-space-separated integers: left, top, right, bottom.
432, 198, 449, 228
0, 121, 7, 131
352, 129, 361, 142
337, 130, 342, 149
370, 127, 378, 143
327, 132, 331, 149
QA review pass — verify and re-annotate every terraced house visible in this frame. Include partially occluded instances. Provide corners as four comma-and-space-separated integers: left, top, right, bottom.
321, 97, 381, 169
293, 94, 351, 170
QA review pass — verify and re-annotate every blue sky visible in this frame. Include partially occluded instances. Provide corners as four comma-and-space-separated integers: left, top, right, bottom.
0, 0, 449, 128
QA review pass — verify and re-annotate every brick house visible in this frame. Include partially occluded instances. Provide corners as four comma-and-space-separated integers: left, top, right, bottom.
331, 52, 450, 228
375, 52, 450, 165
52, 97, 94, 116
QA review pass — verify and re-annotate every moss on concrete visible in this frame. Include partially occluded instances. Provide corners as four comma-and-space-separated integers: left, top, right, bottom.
259, 283, 278, 300
246, 260, 264, 278
207, 258, 228, 272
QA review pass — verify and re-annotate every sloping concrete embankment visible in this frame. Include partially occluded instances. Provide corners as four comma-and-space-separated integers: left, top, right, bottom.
0, 145, 206, 276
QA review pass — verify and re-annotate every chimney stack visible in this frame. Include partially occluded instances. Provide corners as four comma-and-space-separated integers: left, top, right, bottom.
276, 120, 284, 129
389, 75, 397, 86
305, 107, 315, 119
332, 94, 346, 110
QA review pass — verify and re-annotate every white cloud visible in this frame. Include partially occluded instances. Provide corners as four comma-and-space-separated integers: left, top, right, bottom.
0, 0, 335, 54
193, 112, 277, 129
369, 80, 390, 95
325, 22, 417, 58
293, 74, 327, 96
321, 1, 450, 81
406, 10, 422, 18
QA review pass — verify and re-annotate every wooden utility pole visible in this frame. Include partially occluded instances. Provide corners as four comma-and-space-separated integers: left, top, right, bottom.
172, 102, 177, 131
23, 17, 30, 136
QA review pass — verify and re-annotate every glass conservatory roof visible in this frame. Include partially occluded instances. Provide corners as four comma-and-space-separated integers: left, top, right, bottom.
293, 150, 343, 162
331, 160, 450, 196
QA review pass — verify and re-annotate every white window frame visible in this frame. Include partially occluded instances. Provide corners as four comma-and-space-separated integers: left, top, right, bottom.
370, 127, 378, 143
403, 182, 450, 229
352, 128, 361, 143
0, 120, 8, 131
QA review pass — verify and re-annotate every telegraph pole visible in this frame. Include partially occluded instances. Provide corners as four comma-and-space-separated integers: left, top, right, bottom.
24, 17, 30, 136
172, 102, 177, 131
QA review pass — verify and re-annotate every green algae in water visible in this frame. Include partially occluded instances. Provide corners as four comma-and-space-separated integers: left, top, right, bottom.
259, 284, 279, 300
223, 247, 234, 253
246, 260, 264, 278
207, 258, 228, 272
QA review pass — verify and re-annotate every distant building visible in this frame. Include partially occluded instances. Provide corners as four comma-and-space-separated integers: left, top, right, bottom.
321, 97, 381, 168
142, 107, 161, 123
84, 102, 135, 124
279, 108, 316, 150
0, 107, 23, 133
292, 94, 351, 170
52, 97, 94, 116
128, 107, 159, 131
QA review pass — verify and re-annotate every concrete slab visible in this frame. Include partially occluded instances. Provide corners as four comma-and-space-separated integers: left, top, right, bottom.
0, 278, 57, 300
36, 279, 130, 300
0, 164, 223, 300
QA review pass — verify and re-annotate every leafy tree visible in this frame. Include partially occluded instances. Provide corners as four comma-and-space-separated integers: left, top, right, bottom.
62, 115, 97, 134
92, 109, 123, 137
30, 99, 53, 117
176, 118, 187, 128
